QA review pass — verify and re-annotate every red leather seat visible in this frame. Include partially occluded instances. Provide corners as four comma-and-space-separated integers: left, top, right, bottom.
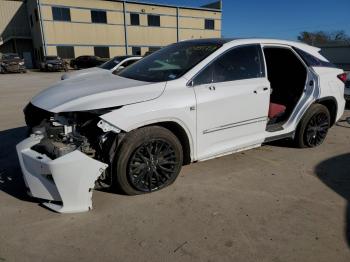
268, 103, 286, 119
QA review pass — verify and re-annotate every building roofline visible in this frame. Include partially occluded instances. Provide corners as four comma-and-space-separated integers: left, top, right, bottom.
110, 0, 222, 12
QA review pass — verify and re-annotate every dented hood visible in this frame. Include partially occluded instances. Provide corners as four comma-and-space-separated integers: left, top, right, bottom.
31, 72, 166, 113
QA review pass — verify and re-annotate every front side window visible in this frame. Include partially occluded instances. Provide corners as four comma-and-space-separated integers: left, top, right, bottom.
194, 45, 264, 86
91, 10, 107, 24
118, 41, 222, 82
121, 59, 138, 67
148, 15, 160, 27
52, 7, 71, 22
100, 58, 121, 70
130, 13, 140, 25
205, 19, 215, 30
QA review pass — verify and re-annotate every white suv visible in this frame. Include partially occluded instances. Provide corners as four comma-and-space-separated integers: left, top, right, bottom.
17, 38, 346, 213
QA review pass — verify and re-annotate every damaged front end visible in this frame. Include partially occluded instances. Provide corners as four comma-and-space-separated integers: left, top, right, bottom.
16, 103, 121, 213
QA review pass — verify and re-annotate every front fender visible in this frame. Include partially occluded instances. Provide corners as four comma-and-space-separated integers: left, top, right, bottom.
100, 81, 197, 161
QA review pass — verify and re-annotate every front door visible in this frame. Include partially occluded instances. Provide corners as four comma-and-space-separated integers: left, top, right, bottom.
193, 45, 270, 160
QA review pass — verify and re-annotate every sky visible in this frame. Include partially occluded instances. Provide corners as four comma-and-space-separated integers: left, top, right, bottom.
140, 0, 350, 40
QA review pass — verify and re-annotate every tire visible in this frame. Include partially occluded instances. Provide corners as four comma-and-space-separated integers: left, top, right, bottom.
112, 126, 183, 195
294, 104, 331, 148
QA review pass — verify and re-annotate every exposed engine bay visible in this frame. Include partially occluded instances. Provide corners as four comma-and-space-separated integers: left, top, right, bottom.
25, 103, 122, 185
16, 103, 123, 213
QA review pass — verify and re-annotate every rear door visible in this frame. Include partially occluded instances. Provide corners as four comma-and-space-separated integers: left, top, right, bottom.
193, 45, 270, 160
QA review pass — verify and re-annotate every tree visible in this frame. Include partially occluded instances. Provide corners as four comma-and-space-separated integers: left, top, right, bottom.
297, 30, 350, 45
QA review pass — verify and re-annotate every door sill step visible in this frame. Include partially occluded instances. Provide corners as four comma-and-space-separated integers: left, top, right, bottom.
266, 123, 284, 132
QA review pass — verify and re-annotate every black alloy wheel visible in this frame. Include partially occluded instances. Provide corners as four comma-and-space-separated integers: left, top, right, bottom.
128, 139, 179, 192
294, 104, 331, 148
113, 126, 183, 195
305, 112, 330, 147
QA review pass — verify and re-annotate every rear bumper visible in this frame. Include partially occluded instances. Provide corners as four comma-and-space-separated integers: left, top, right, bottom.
16, 134, 108, 213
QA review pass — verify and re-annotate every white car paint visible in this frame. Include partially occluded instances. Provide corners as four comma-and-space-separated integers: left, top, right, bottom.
31, 73, 164, 112
61, 56, 142, 80
17, 38, 346, 213
16, 134, 108, 213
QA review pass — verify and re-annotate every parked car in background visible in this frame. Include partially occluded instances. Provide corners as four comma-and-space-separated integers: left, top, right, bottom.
61, 56, 142, 80
17, 38, 346, 213
40, 56, 68, 72
0, 53, 26, 73
345, 73, 350, 100
70, 55, 107, 69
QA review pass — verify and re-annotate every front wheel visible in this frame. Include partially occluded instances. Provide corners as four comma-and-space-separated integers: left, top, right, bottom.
294, 104, 330, 148
112, 126, 183, 195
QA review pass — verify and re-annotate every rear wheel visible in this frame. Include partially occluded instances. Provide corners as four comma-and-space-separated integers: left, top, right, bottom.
112, 126, 183, 195
294, 104, 330, 148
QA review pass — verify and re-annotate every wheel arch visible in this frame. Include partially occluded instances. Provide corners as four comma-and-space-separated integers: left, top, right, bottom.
313, 96, 338, 126
147, 121, 192, 165
119, 119, 195, 165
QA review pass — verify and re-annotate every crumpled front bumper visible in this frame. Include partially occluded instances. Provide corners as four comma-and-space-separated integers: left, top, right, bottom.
16, 134, 108, 213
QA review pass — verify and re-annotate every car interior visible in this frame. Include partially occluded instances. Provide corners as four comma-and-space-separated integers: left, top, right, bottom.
263, 47, 308, 131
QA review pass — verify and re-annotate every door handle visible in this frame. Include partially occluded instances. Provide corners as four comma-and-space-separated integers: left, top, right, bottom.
254, 87, 269, 94
208, 85, 216, 91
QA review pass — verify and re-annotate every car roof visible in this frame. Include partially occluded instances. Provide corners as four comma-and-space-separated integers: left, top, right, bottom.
179, 38, 325, 62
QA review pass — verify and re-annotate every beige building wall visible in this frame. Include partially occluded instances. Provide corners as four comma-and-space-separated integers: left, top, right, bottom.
0, 0, 29, 36
25, 0, 222, 59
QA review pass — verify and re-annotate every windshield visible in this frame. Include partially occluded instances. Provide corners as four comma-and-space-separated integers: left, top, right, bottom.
99, 58, 121, 70
118, 42, 222, 82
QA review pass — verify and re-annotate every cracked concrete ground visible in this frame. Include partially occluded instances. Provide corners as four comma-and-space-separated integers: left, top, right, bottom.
0, 71, 349, 262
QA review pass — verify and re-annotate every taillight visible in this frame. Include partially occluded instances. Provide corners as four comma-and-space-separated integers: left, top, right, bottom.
337, 73, 347, 83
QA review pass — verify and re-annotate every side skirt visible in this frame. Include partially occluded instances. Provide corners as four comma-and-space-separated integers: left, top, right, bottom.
198, 143, 262, 162
264, 131, 295, 143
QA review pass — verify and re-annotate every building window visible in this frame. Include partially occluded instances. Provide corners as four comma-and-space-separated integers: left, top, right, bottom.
148, 15, 160, 27
57, 46, 75, 59
91, 10, 107, 24
34, 9, 39, 22
149, 47, 161, 52
52, 7, 71, 22
132, 47, 141, 56
130, 13, 140, 25
30, 15, 34, 27
94, 46, 110, 58
205, 19, 215, 30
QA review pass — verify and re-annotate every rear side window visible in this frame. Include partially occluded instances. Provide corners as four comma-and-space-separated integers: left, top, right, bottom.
294, 47, 337, 68
194, 45, 265, 86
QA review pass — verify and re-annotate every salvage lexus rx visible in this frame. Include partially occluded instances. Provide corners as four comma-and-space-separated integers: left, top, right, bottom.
17, 39, 346, 213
